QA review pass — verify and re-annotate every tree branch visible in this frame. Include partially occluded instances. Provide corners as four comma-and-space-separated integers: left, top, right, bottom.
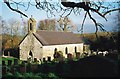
87, 11, 98, 38
103, 8, 120, 16
4, 1, 28, 18
78, 12, 87, 33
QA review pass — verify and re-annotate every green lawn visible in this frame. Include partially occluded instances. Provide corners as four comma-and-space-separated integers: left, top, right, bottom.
2, 56, 18, 65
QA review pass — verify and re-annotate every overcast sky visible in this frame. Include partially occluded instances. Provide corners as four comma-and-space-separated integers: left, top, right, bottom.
0, 0, 119, 33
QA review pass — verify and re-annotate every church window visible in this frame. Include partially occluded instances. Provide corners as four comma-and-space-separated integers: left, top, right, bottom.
54, 48, 57, 53
30, 23, 32, 30
65, 47, 68, 54
29, 50, 33, 56
75, 46, 77, 53
43, 58, 46, 62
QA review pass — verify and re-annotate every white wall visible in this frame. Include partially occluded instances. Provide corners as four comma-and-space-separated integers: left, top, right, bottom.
42, 43, 84, 60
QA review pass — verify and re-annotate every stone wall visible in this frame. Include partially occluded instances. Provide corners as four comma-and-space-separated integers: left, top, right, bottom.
19, 34, 43, 61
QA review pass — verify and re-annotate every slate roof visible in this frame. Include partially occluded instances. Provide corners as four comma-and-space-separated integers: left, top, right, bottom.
33, 30, 83, 46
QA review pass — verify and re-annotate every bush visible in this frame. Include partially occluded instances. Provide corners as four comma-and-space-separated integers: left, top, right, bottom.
48, 73, 59, 79
14, 72, 23, 78
3, 72, 13, 79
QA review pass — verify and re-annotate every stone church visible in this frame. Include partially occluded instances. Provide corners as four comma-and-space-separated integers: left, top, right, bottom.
19, 17, 84, 61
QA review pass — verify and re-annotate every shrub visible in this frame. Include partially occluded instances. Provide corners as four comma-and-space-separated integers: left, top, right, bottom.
14, 72, 23, 78
3, 72, 13, 79
48, 73, 59, 79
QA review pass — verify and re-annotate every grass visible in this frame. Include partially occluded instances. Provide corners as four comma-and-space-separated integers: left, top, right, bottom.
2, 56, 18, 65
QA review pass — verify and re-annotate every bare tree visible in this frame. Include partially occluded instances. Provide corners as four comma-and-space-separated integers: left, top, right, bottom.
38, 19, 56, 31
21, 19, 28, 35
0, 16, 10, 34
113, 10, 120, 32
8, 19, 21, 36
3, 0, 120, 34
57, 16, 76, 32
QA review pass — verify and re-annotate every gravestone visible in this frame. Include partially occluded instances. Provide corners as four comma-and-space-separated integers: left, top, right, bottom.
8, 60, 12, 66
2, 61, 6, 75
48, 57, 51, 62
14, 59, 18, 65
31, 64, 38, 73
43, 58, 46, 62
67, 53, 73, 60
2, 61, 6, 66
76, 52, 80, 59
20, 62, 26, 73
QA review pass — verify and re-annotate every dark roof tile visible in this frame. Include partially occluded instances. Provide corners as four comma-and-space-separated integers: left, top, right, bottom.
34, 30, 83, 46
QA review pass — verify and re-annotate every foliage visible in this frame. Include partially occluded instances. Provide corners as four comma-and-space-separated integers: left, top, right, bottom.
38, 19, 56, 31
2, 34, 24, 51
57, 17, 76, 32
2, 57, 18, 65
48, 73, 60, 79
14, 72, 24, 78
3, 72, 13, 78
53, 51, 65, 62
78, 32, 118, 51
3, 72, 61, 79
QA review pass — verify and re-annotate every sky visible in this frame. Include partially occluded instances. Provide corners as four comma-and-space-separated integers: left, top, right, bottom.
0, 0, 119, 34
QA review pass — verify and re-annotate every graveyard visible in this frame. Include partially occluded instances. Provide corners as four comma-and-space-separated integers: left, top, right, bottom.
1, 51, 118, 78
1, 0, 120, 78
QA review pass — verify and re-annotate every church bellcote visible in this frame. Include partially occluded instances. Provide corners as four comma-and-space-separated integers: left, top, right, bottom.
28, 16, 36, 34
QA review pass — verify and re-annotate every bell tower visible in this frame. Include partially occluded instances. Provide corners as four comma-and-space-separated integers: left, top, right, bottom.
28, 16, 36, 34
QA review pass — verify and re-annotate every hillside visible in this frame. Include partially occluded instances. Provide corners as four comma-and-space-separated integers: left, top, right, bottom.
76, 32, 113, 41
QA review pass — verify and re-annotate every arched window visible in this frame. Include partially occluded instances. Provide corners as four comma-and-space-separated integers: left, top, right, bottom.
54, 48, 58, 59
30, 23, 32, 30
29, 50, 33, 56
65, 47, 68, 54
54, 48, 57, 53
75, 46, 77, 53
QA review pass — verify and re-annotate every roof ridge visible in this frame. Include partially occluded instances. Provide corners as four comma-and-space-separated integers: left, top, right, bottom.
36, 30, 73, 33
